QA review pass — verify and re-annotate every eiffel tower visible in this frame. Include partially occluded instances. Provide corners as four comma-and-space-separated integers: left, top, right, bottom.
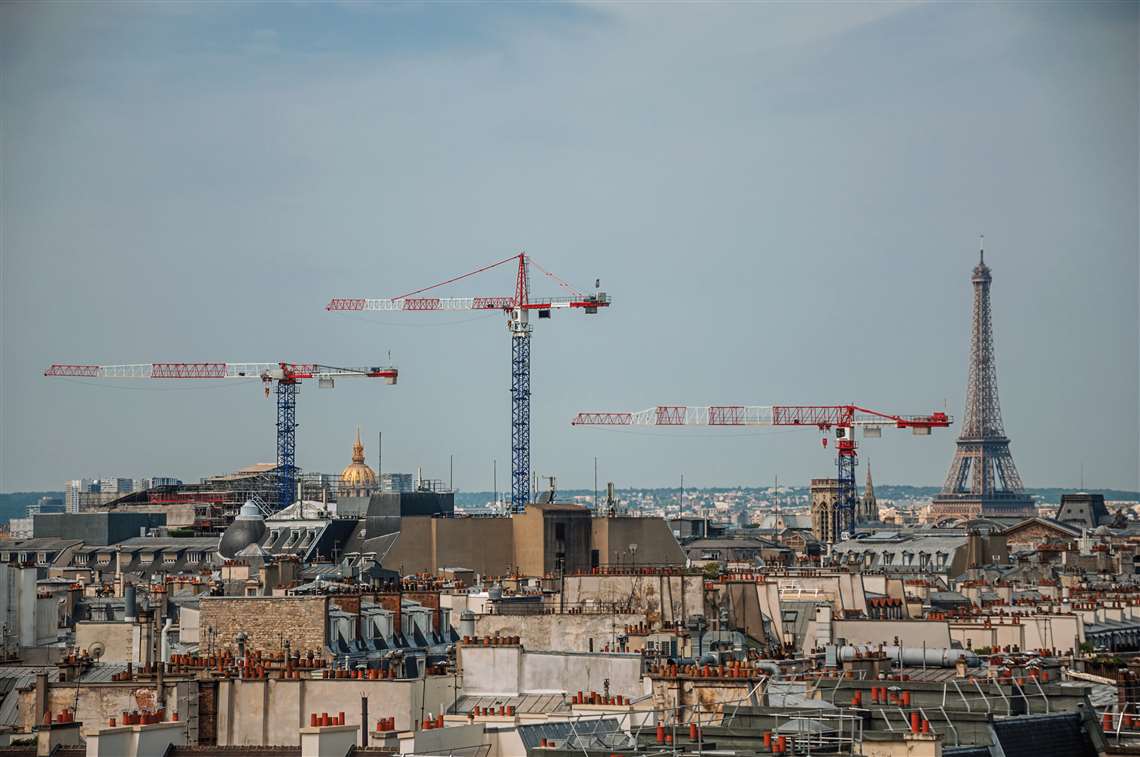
931, 241, 1035, 519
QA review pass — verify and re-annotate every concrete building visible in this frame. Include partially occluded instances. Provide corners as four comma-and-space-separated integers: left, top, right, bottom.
30, 497, 65, 515
380, 472, 414, 493
7, 518, 33, 540
460, 641, 644, 702
379, 505, 684, 577
99, 477, 135, 497
65, 479, 97, 513
31, 511, 167, 546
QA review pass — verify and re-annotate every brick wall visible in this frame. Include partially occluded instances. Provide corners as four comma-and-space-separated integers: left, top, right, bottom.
199, 596, 328, 656
403, 591, 441, 631
374, 592, 401, 614
329, 595, 360, 614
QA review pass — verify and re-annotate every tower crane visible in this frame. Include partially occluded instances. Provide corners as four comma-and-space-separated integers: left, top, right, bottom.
44, 361, 397, 509
571, 404, 951, 541
327, 252, 609, 512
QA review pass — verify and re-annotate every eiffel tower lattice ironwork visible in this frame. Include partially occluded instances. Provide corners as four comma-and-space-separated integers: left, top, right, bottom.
932, 242, 1034, 518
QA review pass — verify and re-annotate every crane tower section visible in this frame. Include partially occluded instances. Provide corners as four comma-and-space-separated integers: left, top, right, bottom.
327, 252, 609, 513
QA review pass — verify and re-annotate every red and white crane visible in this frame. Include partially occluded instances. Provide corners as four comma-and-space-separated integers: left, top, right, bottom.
571, 404, 951, 541
44, 361, 398, 509
327, 251, 609, 512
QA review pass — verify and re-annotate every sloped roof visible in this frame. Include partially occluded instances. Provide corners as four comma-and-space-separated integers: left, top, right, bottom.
990, 712, 1097, 757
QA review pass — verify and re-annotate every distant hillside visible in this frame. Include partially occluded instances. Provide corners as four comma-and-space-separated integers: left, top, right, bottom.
0, 492, 64, 523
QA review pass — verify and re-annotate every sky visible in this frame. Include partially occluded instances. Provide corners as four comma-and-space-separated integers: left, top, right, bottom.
1, 1, 1137, 494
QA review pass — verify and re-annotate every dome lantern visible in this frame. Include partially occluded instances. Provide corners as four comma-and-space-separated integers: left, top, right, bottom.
340, 428, 378, 496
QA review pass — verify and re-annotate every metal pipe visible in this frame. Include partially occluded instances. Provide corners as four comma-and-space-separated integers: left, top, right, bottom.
836, 644, 980, 668
124, 584, 137, 623
159, 619, 172, 663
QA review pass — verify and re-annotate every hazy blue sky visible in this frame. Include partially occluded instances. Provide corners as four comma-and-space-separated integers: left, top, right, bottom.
2, 1, 1137, 493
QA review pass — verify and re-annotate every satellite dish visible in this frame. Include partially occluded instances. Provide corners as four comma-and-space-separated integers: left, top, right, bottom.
89, 642, 105, 660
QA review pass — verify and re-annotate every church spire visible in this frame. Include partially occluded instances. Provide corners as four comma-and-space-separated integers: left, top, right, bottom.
352, 427, 365, 464
859, 462, 877, 523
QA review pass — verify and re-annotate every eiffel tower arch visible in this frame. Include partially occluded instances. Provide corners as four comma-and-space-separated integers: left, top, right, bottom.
931, 243, 1035, 519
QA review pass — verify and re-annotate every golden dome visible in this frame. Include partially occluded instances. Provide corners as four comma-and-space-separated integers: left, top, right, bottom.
340, 428, 377, 491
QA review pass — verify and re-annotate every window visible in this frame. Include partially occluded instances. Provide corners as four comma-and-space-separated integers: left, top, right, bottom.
75, 554, 89, 566
0, 553, 10, 563
187, 552, 202, 564
97, 553, 112, 565
37, 552, 48, 565
555, 523, 566, 541
163, 552, 178, 565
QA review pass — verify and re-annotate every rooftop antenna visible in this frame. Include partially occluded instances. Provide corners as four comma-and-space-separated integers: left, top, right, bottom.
979, 233, 985, 264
